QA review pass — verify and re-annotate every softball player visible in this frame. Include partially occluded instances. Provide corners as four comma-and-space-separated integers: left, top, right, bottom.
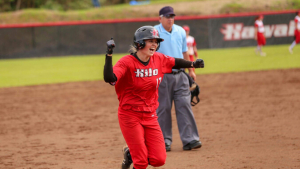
289, 11, 300, 54
183, 25, 198, 72
254, 15, 266, 56
103, 26, 204, 169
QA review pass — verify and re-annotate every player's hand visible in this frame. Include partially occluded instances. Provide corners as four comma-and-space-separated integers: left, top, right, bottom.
189, 70, 196, 81
193, 59, 204, 68
106, 38, 115, 55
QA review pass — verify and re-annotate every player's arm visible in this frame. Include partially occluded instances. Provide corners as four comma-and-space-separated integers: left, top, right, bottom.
183, 51, 197, 80
183, 51, 193, 70
193, 40, 198, 59
104, 38, 117, 83
173, 58, 204, 69
193, 47, 198, 59
182, 31, 197, 79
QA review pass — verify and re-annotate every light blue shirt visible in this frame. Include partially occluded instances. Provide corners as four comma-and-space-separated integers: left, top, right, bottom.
154, 23, 188, 59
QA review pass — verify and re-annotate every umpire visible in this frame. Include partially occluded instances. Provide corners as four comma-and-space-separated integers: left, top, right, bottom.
154, 6, 202, 151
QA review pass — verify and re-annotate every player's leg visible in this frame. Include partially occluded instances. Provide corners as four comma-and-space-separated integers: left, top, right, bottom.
255, 33, 260, 55
157, 74, 175, 150
296, 30, 300, 44
173, 73, 200, 148
143, 111, 166, 167
290, 30, 300, 54
289, 41, 296, 54
189, 55, 194, 62
258, 33, 266, 56
255, 45, 261, 55
118, 109, 148, 169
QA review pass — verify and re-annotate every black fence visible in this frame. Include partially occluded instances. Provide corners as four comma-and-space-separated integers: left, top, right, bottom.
0, 10, 297, 59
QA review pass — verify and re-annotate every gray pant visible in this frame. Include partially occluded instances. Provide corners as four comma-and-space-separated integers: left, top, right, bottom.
157, 72, 200, 146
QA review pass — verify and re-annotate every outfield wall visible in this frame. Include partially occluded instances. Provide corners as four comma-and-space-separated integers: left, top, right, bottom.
0, 10, 297, 59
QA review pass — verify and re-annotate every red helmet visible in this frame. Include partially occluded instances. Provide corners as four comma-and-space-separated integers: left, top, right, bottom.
183, 25, 190, 31
255, 15, 264, 20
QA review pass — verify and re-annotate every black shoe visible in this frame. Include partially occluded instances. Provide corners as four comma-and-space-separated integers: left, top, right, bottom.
121, 146, 133, 169
183, 140, 202, 150
165, 143, 171, 152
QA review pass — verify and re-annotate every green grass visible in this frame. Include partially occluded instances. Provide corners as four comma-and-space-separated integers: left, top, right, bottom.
0, 44, 299, 88
0, 0, 200, 24
219, 2, 245, 14
195, 44, 300, 74
150, 0, 200, 4
0, 0, 296, 24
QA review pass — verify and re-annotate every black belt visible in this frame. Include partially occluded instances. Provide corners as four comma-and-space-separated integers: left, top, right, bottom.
171, 69, 184, 74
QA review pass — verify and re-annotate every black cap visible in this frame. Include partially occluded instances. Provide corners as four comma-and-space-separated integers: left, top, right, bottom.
159, 6, 175, 16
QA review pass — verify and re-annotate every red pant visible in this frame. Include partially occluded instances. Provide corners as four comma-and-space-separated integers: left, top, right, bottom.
118, 108, 166, 169
189, 55, 195, 62
257, 32, 266, 46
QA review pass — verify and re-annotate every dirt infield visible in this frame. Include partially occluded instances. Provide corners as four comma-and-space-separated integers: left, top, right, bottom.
1, 69, 300, 169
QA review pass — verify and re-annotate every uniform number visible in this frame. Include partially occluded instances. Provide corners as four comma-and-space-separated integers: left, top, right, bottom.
156, 77, 162, 89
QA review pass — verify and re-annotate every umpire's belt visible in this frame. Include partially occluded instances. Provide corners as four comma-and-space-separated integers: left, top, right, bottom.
171, 69, 184, 74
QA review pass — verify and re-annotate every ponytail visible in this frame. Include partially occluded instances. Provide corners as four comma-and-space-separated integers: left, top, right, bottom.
128, 45, 137, 53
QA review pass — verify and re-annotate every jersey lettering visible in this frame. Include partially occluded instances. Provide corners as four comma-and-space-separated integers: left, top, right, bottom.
135, 69, 144, 77
153, 69, 158, 76
144, 69, 148, 77
156, 77, 162, 89
221, 20, 297, 40
135, 68, 158, 77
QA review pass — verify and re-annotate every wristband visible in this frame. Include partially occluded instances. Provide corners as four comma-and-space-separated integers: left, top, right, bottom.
107, 48, 113, 55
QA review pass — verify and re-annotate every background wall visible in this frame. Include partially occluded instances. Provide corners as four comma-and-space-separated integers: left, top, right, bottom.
0, 11, 297, 59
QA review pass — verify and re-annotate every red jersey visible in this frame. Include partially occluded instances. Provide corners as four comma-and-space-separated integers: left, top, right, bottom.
113, 52, 175, 113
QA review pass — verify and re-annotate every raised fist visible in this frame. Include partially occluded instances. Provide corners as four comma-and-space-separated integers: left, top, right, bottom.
106, 38, 115, 55
193, 59, 204, 68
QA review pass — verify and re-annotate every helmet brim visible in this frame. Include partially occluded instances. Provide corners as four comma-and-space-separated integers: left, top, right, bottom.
143, 37, 164, 42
